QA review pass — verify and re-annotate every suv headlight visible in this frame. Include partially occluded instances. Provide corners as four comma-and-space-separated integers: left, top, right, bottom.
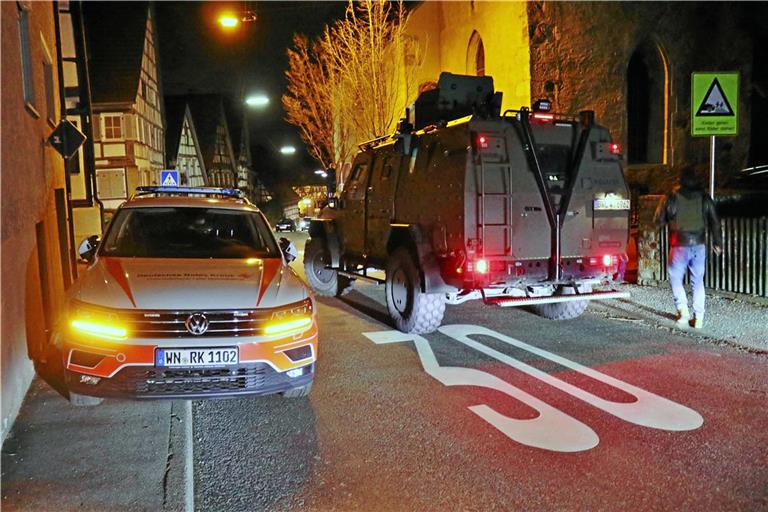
263, 298, 313, 336
69, 300, 127, 340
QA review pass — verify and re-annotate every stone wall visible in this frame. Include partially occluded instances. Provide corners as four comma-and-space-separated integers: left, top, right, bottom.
1, 2, 71, 442
527, 2, 756, 194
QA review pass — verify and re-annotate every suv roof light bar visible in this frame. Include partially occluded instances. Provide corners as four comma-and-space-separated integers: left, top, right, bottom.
134, 186, 246, 200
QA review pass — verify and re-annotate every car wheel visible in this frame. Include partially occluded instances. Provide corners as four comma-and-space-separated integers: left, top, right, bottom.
530, 285, 590, 320
69, 391, 104, 406
385, 247, 445, 334
281, 381, 312, 398
304, 238, 340, 296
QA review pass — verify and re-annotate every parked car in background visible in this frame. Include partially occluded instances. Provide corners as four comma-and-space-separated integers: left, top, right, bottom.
275, 218, 296, 232
298, 217, 312, 231
718, 164, 768, 217
60, 187, 317, 405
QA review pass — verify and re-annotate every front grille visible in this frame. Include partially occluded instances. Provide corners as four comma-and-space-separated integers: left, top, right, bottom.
86, 363, 313, 397
137, 366, 269, 394
122, 309, 273, 338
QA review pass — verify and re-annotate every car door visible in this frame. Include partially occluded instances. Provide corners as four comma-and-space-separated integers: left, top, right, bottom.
365, 150, 402, 259
340, 154, 373, 256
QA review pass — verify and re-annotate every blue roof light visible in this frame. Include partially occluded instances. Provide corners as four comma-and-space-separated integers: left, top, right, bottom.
135, 186, 245, 199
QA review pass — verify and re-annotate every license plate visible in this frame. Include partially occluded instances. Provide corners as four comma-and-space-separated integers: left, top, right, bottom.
593, 197, 631, 210
156, 348, 239, 368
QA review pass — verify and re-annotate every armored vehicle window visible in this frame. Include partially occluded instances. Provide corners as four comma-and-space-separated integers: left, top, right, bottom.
350, 164, 367, 183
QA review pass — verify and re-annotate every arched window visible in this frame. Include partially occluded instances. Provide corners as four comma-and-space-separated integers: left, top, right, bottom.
467, 31, 485, 77
626, 41, 669, 165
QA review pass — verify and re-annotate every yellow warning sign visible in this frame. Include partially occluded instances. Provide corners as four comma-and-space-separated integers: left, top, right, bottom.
691, 72, 739, 136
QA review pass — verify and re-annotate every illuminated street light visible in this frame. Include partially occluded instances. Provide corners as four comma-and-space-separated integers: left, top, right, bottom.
245, 95, 269, 108
279, 146, 296, 155
218, 14, 239, 28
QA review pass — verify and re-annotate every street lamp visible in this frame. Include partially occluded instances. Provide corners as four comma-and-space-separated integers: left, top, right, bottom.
279, 145, 296, 155
218, 14, 240, 28
246, 94, 269, 108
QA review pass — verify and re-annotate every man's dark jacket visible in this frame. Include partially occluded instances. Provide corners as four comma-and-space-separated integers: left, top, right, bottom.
655, 187, 723, 247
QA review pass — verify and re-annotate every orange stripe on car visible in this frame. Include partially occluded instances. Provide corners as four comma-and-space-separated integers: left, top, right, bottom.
257, 259, 282, 305
101, 257, 137, 307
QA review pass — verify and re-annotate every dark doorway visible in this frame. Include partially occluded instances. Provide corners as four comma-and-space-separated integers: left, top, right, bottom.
627, 42, 666, 165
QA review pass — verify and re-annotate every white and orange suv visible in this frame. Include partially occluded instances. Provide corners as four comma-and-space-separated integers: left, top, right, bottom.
58, 186, 317, 405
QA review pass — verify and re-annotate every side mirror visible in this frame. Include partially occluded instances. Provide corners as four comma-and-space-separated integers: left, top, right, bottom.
78, 235, 100, 263
278, 237, 298, 263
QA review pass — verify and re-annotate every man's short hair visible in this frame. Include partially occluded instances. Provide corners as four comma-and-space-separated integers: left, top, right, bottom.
678, 165, 701, 190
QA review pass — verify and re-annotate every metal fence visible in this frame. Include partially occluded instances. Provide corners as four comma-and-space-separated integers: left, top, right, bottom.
658, 217, 768, 297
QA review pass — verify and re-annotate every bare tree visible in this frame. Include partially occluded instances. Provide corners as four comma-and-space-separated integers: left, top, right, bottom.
283, 35, 337, 169
283, 0, 421, 175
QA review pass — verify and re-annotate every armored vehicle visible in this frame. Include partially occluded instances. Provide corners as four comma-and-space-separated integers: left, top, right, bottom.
305, 73, 630, 333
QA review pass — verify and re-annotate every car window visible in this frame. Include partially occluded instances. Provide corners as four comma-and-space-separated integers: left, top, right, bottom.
100, 207, 279, 258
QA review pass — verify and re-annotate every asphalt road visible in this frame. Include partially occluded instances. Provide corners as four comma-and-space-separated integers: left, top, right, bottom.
193, 231, 767, 511
2, 230, 767, 511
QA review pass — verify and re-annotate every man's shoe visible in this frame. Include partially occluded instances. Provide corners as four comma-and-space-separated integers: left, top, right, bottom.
693, 316, 704, 329
675, 306, 690, 326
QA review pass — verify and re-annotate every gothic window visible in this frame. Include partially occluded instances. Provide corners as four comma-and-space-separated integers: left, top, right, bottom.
626, 41, 668, 165
467, 31, 485, 77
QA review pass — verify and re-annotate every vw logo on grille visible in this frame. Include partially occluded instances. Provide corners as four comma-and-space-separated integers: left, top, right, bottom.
185, 313, 209, 336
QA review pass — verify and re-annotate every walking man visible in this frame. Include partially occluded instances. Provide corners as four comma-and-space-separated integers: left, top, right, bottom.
655, 166, 722, 328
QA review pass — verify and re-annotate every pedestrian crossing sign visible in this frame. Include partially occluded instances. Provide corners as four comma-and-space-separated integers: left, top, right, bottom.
160, 170, 180, 187
691, 72, 738, 136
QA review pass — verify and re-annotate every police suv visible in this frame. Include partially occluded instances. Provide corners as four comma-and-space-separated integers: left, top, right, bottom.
59, 187, 317, 405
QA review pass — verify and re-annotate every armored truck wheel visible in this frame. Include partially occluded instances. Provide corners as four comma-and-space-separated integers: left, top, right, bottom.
304, 238, 353, 297
385, 248, 445, 334
530, 286, 590, 320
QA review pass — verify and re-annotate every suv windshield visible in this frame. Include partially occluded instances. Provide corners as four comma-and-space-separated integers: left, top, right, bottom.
100, 207, 279, 258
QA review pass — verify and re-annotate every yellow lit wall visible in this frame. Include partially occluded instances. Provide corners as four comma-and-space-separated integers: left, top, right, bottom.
404, 1, 531, 112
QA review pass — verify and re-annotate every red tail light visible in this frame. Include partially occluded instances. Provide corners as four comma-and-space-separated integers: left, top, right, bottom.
478, 135, 488, 149
609, 142, 621, 155
475, 259, 489, 274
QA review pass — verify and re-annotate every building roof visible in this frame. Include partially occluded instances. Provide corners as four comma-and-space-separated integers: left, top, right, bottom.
164, 96, 188, 166
186, 94, 235, 172
83, 2, 149, 106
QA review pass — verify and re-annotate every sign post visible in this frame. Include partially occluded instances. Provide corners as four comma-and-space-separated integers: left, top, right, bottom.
691, 72, 739, 198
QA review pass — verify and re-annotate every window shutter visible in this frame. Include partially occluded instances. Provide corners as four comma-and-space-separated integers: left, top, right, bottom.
124, 114, 137, 140
92, 114, 101, 140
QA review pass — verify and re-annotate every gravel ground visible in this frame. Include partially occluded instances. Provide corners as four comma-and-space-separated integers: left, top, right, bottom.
591, 283, 768, 352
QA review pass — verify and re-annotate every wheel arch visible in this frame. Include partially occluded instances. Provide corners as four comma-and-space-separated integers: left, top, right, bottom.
308, 219, 341, 267
386, 225, 457, 294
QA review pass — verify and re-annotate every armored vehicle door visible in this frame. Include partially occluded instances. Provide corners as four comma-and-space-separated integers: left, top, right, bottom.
365, 150, 401, 259
340, 155, 373, 256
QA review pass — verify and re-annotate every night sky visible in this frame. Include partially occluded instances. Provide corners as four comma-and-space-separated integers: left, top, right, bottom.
155, 1, 349, 185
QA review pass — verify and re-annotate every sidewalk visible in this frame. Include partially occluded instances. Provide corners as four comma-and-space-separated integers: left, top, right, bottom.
591, 283, 768, 353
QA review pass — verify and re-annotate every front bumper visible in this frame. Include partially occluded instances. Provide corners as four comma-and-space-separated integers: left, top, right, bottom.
61, 321, 318, 400
65, 363, 314, 399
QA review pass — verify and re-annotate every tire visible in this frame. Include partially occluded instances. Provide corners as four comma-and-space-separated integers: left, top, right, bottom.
385, 248, 445, 334
69, 392, 104, 406
304, 238, 345, 296
531, 286, 590, 320
281, 381, 312, 398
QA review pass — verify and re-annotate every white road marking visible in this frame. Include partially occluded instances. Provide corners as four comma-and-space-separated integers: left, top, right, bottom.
364, 330, 599, 452
438, 325, 703, 431
185, 400, 194, 512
